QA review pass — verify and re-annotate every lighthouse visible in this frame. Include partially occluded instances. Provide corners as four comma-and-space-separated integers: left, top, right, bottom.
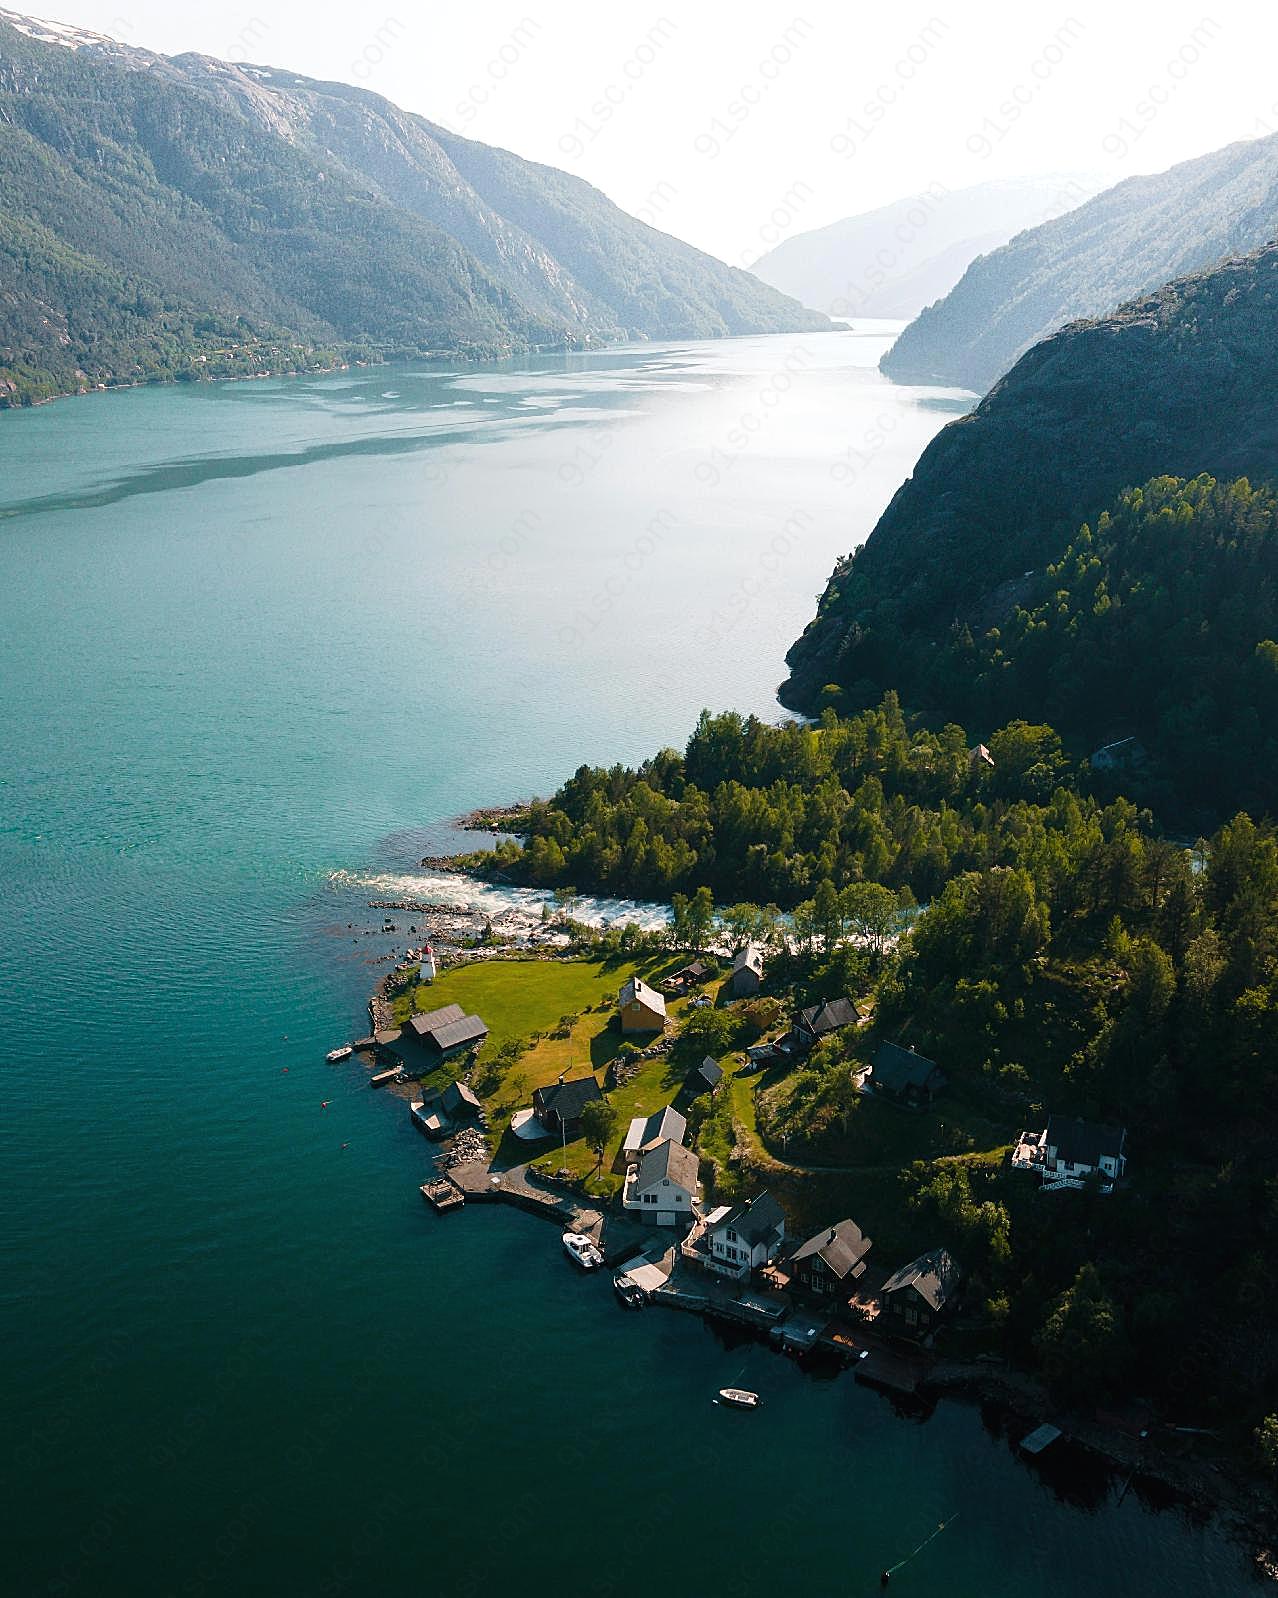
420, 942, 437, 983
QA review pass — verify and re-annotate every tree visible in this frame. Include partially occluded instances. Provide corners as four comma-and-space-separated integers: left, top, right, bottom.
1257, 1415, 1278, 1482
1035, 1264, 1131, 1407
579, 1099, 618, 1167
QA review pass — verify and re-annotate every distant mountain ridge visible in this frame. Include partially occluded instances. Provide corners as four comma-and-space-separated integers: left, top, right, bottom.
881, 134, 1278, 392
0, 10, 826, 404
782, 240, 1278, 786
751, 176, 1096, 320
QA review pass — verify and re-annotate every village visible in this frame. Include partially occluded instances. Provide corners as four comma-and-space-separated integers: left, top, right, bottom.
336, 924, 1130, 1414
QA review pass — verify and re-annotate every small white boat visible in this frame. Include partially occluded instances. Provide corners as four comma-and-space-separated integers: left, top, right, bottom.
716, 1388, 761, 1409
613, 1272, 646, 1307
325, 1045, 353, 1063
562, 1231, 604, 1270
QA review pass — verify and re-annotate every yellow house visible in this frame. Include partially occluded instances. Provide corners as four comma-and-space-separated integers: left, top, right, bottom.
619, 974, 667, 1034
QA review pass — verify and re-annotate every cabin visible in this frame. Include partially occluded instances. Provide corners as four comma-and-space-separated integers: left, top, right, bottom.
1012, 1115, 1127, 1192
870, 1041, 947, 1107
725, 944, 765, 999
532, 1074, 603, 1136
702, 1192, 786, 1279
622, 1138, 700, 1226
407, 1003, 488, 1061
621, 1104, 687, 1165
619, 975, 667, 1034
687, 1056, 723, 1094
880, 1247, 961, 1339
789, 1219, 873, 1297
440, 1080, 482, 1121
791, 996, 859, 1052
666, 958, 712, 992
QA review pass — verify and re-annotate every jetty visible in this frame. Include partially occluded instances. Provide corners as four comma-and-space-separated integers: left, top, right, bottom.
420, 1178, 464, 1214
1020, 1422, 1064, 1456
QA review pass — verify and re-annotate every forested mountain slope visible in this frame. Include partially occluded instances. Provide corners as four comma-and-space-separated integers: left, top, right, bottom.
0, 11, 825, 404
881, 134, 1278, 392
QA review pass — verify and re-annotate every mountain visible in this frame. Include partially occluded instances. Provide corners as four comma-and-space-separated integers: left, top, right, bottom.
751, 176, 1096, 320
0, 12, 826, 406
781, 240, 1278, 809
881, 134, 1278, 392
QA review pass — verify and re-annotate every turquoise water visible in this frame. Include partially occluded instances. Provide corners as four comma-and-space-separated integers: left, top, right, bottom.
0, 332, 1251, 1595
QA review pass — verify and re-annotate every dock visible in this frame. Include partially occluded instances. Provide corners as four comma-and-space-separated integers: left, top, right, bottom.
420, 1179, 464, 1214
370, 1065, 403, 1089
1020, 1422, 1064, 1456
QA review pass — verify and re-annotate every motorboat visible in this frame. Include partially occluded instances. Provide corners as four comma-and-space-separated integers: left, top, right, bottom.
325, 1045, 353, 1063
562, 1231, 604, 1269
613, 1272, 647, 1307
716, 1388, 761, 1409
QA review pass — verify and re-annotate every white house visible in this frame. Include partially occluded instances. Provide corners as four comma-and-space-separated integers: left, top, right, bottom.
697, 1191, 786, 1279
622, 1138, 700, 1226
619, 975, 667, 1033
621, 1104, 687, 1165
1012, 1114, 1127, 1192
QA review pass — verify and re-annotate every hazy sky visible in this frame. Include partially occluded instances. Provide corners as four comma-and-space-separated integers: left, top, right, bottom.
32, 1, 1278, 263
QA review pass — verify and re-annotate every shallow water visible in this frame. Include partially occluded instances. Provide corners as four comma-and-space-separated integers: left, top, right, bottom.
0, 332, 1252, 1595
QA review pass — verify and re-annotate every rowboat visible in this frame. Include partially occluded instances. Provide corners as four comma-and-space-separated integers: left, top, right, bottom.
716, 1388, 761, 1409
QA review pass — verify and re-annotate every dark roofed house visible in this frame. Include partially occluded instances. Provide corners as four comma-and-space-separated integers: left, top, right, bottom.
666, 958, 712, 992
702, 1191, 786, 1279
441, 1080, 482, 1120
688, 1056, 723, 1093
532, 1074, 603, 1135
870, 1041, 947, 1107
1013, 1115, 1127, 1191
725, 944, 765, 999
880, 1247, 961, 1339
792, 996, 860, 1051
790, 1219, 873, 1297
408, 1004, 488, 1061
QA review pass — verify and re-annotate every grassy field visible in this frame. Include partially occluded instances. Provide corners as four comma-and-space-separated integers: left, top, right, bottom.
398, 954, 708, 1197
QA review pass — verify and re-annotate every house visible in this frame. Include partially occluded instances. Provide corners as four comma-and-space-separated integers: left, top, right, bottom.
701, 1191, 786, 1279
407, 1003, 488, 1061
687, 1056, 723, 1094
969, 743, 995, 771
619, 975, 667, 1034
789, 1219, 873, 1297
880, 1247, 961, 1339
441, 1080, 482, 1121
725, 944, 765, 999
621, 1104, 687, 1165
622, 1138, 700, 1226
666, 958, 712, 992
870, 1041, 947, 1107
791, 996, 859, 1052
1012, 1115, 1127, 1191
532, 1074, 603, 1136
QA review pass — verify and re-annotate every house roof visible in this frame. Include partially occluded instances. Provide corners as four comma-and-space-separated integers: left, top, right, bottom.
872, 1040, 944, 1093
881, 1247, 961, 1312
619, 975, 667, 1016
441, 1080, 482, 1115
407, 1003, 466, 1039
796, 996, 859, 1036
533, 1075, 603, 1120
1046, 1114, 1126, 1168
731, 944, 764, 976
790, 1218, 873, 1280
712, 1190, 785, 1247
672, 959, 711, 980
633, 1137, 700, 1196
429, 1014, 488, 1052
625, 1104, 687, 1152
692, 1056, 723, 1088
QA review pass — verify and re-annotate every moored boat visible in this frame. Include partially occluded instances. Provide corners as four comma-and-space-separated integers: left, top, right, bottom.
716, 1387, 761, 1409
613, 1271, 646, 1307
326, 1045, 353, 1063
562, 1231, 604, 1270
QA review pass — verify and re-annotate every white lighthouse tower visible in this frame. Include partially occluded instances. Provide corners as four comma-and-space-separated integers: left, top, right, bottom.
420, 942, 437, 983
